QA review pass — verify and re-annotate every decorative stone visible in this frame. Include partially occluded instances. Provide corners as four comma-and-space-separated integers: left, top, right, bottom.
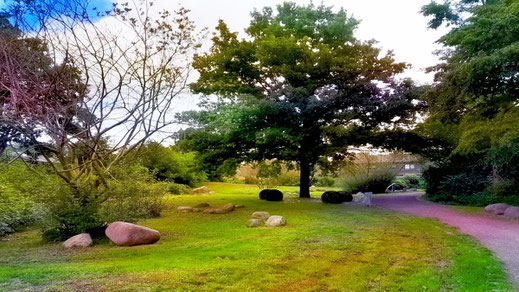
63, 233, 93, 248
485, 203, 511, 215
251, 211, 270, 220
105, 222, 160, 246
194, 203, 210, 208
503, 206, 519, 219
203, 203, 235, 214
191, 186, 210, 194
265, 216, 287, 227
246, 219, 264, 227
178, 206, 193, 212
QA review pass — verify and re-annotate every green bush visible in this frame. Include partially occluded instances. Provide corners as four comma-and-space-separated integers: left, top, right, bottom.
340, 169, 395, 194
315, 176, 336, 187
167, 183, 190, 195
37, 163, 168, 241
0, 163, 45, 237
138, 143, 207, 186
277, 170, 300, 186
402, 174, 421, 188
98, 181, 167, 223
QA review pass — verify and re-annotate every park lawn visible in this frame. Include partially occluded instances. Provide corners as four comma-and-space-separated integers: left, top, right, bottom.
0, 183, 513, 291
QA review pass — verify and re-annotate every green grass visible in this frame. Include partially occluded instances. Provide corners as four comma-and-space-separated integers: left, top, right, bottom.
0, 183, 513, 291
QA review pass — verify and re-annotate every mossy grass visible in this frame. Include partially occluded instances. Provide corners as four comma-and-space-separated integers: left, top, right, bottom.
0, 183, 512, 291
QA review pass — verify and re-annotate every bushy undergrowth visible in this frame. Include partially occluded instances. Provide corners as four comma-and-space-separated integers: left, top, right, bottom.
138, 142, 207, 186
341, 171, 394, 194
0, 160, 169, 241
0, 163, 47, 237
314, 176, 337, 187
167, 183, 191, 195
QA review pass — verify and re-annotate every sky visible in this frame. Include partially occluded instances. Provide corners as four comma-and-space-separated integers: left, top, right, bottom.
0, 0, 447, 84
169, 0, 448, 85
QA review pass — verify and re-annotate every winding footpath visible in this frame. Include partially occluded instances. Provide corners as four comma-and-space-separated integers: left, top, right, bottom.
373, 193, 519, 288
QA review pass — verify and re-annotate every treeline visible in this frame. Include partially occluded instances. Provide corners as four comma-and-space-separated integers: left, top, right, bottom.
410, 0, 519, 205
0, 143, 206, 239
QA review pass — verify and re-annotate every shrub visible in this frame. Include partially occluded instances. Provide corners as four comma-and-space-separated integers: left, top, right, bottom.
321, 191, 352, 204
403, 174, 421, 188
277, 170, 300, 186
315, 176, 336, 187
138, 142, 207, 186
341, 171, 395, 194
263, 189, 283, 201
244, 176, 260, 185
39, 164, 168, 241
259, 189, 269, 200
339, 154, 398, 194
0, 163, 46, 237
167, 183, 190, 195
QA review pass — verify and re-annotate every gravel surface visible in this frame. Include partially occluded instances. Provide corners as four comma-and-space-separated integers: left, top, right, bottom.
374, 193, 519, 288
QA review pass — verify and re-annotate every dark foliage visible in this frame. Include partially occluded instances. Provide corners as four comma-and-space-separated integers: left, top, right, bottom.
263, 189, 283, 201
321, 191, 352, 204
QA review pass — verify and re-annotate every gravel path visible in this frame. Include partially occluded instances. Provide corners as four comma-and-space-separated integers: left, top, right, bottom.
374, 193, 519, 288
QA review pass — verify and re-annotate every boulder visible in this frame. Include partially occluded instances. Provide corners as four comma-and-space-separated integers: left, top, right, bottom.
194, 203, 210, 208
504, 206, 519, 219
191, 186, 210, 195
192, 208, 201, 213
265, 215, 287, 227
105, 222, 161, 246
246, 219, 264, 227
485, 203, 511, 215
178, 206, 193, 212
265, 189, 283, 201
63, 233, 93, 248
203, 203, 235, 214
251, 211, 270, 220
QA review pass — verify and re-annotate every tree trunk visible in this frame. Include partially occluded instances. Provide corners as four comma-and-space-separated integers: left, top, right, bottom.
299, 158, 311, 198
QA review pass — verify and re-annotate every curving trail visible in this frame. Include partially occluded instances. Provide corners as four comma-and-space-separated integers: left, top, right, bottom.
374, 193, 519, 288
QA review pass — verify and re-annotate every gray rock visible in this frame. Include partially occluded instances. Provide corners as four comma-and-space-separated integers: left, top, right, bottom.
192, 208, 201, 213
504, 206, 519, 219
265, 215, 287, 227
485, 203, 511, 215
251, 211, 270, 220
191, 186, 210, 194
246, 219, 264, 227
203, 203, 235, 214
194, 203, 210, 208
63, 233, 93, 248
178, 206, 193, 212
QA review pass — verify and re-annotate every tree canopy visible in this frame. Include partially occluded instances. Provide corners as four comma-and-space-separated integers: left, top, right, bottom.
181, 2, 418, 197
417, 0, 519, 204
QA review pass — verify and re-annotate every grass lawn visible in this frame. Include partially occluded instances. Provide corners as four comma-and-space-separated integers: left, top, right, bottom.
0, 183, 513, 291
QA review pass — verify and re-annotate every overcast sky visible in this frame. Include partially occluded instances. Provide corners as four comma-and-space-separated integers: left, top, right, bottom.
165, 0, 448, 85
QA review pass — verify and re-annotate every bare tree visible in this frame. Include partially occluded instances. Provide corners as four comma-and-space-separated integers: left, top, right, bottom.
1, 0, 203, 191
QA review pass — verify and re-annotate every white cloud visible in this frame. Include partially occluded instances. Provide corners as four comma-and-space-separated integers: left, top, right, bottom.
154, 0, 448, 84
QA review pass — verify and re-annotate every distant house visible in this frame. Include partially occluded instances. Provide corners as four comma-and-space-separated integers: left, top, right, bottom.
353, 153, 426, 178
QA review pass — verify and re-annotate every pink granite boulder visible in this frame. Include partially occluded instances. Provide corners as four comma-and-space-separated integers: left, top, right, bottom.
105, 222, 160, 246
504, 206, 519, 219
63, 233, 93, 248
485, 203, 511, 215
